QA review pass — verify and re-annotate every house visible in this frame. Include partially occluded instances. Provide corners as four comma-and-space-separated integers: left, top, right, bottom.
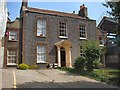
4, 0, 97, 68
4, 18, 20, 67
97, 16, 119, 69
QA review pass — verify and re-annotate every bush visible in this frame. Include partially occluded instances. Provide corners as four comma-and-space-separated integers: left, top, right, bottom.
82, 40, 105, 71
74, 57, 86, 70
18, 63, 29, 70
93, 60, 102, 69
29, 64, 38, 69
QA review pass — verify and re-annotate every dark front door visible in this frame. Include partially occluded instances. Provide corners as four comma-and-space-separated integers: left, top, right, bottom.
60, 47, 66, 67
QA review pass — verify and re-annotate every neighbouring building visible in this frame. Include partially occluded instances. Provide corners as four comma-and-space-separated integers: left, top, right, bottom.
97, 16, 119, 69
4, 18, 20, 67
0, 0, 7, 68
4, 1, 97, 68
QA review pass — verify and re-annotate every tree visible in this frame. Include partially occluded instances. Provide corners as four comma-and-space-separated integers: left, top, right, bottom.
103, 2, 120, 70
82, 40, 105, 71
103, 2, 120, 44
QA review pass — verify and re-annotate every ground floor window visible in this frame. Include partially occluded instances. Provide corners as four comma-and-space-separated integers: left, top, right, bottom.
7, 49, 17, 65
37, 45, 46, 63
80, 46, 85, 57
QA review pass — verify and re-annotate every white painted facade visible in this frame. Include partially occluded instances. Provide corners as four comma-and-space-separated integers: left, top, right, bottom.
0, 0, 7, 68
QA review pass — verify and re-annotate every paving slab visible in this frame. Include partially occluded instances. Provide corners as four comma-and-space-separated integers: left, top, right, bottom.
2, 68, 119, 89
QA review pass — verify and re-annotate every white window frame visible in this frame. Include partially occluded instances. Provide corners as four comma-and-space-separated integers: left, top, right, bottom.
79, 25, 86, 39
7, 50, 17, 65
9, 31, 17, 41
37, 45, 46, 63
37, 19, 46, 37
59, 22, 68, 38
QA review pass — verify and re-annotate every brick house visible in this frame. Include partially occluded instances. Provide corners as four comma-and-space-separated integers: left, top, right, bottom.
4, 1, 97, 68
4, 18, 20, 67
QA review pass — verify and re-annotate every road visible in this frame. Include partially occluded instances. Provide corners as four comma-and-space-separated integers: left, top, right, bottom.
1, 68, 119, 89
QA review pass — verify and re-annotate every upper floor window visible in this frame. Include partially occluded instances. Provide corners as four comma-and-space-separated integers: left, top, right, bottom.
79, 25, 86, 39
59, 22, 67, 38
37, 45, 46, 63
37, 19, 46, 37
9, 31, 17, 41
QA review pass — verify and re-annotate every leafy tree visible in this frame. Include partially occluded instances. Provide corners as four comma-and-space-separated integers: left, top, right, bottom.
103, 2, 120, 44
82, 40, 105, 71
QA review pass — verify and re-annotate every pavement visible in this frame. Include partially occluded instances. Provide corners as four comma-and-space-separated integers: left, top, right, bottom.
1, 68, 119, 89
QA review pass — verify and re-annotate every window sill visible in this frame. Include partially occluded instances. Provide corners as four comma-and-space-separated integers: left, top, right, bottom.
7, 63, 18, 65
99, 44, 104, 46
36, 62, 47, 64
79, 37, 87, 40
36, 35, 47, 38
59, 36, 68, 39
8, 40, 18, 42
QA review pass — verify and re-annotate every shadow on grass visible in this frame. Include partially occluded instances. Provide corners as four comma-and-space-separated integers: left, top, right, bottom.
57, 67, 120, 87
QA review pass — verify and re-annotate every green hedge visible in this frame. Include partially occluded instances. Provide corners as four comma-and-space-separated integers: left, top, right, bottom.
18, 63, 29, 70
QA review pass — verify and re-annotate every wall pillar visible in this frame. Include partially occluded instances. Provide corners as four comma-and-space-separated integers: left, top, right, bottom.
57, 47, 61, 67
69, 48, 72, 68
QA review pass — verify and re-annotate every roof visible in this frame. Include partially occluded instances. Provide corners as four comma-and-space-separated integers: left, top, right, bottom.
97, 16, 118, 33
55, 40, 72, 47
26, 7, 93, 20
98, 16, 117, 27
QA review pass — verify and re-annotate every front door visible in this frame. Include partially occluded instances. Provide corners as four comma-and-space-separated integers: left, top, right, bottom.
60, 47, 66, 67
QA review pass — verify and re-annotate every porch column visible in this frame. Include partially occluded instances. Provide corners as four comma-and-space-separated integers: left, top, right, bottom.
57, 47, 61, 67
69, 48, 72, 68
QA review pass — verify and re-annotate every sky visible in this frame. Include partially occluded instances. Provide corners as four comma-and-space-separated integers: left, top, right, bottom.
7, 1, 111, 25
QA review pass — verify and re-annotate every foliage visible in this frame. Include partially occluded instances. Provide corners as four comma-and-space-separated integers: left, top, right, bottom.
102, 2, 120, 20
93, 60, 102, 69
74, 57, 86, 70
18, 63, 29, 70
29, 64, 38, 69
58, 67, 120, 87
82, 40, 105, 71
103, 2, 120, 45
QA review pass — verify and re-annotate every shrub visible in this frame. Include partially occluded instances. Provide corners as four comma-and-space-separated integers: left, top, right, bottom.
93, 60, 102, 69
29, 64, 38, 69
18, 63, 29, 70
74, 57, 86, 70
82, 40, 105, 71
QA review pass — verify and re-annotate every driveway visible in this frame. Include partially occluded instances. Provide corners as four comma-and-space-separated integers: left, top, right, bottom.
1, 68, 119, 89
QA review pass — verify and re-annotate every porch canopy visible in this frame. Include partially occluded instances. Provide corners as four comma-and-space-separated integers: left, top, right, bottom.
55, 40, 72, 68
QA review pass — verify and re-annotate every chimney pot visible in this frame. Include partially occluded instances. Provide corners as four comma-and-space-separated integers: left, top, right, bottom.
78, 4, 88, 17
73, 11, 75, 14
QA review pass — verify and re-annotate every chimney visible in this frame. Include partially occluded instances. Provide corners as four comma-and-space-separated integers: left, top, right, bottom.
21, 0, 28, 8
78, 4, 88, 17
20, 0, 28, 12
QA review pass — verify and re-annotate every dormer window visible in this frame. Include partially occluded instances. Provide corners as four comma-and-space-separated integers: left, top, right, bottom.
9, 31, 17, 41
37, 19, 46, 37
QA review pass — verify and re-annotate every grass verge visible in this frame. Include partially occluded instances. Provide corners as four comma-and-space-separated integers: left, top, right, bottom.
57, 67, 120, 87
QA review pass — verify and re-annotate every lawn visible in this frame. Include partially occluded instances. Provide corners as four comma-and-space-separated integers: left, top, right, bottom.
58, 67, 120, 87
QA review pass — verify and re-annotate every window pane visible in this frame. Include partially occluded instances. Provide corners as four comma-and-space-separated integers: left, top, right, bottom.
59, 22, 67, 37
37, 19, 46, 36
80, 25, 86, 38
9, 31, 17, 41
37, 45, 46, 63
7, 50, 17, 64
